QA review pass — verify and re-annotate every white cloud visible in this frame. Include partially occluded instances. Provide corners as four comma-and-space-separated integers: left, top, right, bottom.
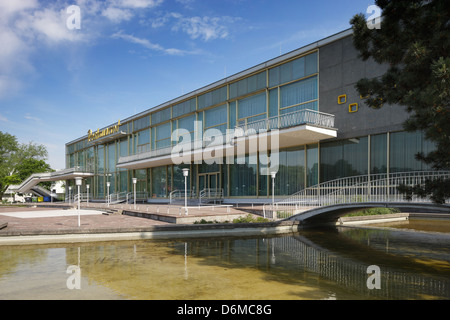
111, 30, 199, 56
0, 112, 8, 122
151, 12, 240, 42
115, 0, 164, 9
24, 113, 42, 123
102, 7, 134, 23
112, 31, 164, 51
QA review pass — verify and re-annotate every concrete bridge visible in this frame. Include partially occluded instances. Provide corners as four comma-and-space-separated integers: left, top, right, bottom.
264, 171, 450, 224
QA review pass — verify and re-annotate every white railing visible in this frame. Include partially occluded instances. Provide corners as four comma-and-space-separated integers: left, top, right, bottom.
118, 109, 335, 166
237, 109, 335, 133
263, 171, 450, 220
107, 191, 128, 204
199, 188, 224, 204
126, 191, 148, 203
72, 193, 93, 203
18, 166, 94, 193
169, 190, 195, 204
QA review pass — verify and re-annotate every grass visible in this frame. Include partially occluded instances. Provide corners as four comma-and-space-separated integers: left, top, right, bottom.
193, 214, 270, 224
343, 207, 401, 217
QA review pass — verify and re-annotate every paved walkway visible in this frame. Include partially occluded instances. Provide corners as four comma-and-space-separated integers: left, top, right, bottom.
0, 204, 260, 235
0, 206, 169, 235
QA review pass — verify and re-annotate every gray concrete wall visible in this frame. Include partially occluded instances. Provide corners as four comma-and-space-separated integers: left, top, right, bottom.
319, 35, 409, 140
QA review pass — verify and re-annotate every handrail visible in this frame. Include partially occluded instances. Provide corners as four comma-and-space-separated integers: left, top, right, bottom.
263, 171, 450, 220
199, 188, 224, 204
237, 109, 335, 133
126, 191, 148, 203
72, 193, 93, 203
107, 191, 128, 204
118, 109, 335, 165
169, 190, 195, 204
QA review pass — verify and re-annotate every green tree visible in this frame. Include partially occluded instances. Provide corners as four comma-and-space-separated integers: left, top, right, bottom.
0, 131, 49, 201
350, 0, 450, 204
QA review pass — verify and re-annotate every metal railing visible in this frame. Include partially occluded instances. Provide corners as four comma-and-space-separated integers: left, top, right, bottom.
71, 193, 93, 203
118, 109, 336, 166
107, 191, 128, 204
169, 190, 195, 204
237, 108, 335, 133
18, 166, 94, 193
199, 188, 224, 204
263, 171, 450, 220
126, 191, 148, 203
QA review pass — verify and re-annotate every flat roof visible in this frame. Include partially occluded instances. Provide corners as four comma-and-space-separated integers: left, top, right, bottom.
66, 28, 353, 146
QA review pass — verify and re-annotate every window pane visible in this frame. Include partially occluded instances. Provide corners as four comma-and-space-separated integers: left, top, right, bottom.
371, 134, 387, 174
156, 122, 171, 140
229, 155, 257, 196
173, 98, 196, 118
320, 138, 368, 182
269, 88, 278, 117
307, 144, 318, 187
205, 104, 227, 128
177, 114, 195, 132
152, 108, 171, 125
390, 131, 435, 173
275, 147, 305, 195
238, 92, 266, 119
107, 143, 115, 173
229, 101, 236, 129
133, 116, 149, 132
230, 71, 266, 99
152, 166, 167, 198
198, 86, 227, 110
269, 52, 318, 87
280, 76, 317, 109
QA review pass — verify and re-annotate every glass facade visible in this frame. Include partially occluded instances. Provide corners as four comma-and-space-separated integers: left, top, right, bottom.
65, 46, 437, 201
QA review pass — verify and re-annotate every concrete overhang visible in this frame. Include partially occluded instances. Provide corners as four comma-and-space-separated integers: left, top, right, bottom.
116, 124, 337, 170
16, 169, 94, 193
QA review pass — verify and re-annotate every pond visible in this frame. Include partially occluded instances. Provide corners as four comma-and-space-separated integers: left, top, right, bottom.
0, 223, 449, 300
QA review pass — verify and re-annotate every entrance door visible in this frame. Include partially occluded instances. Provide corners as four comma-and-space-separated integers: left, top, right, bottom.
198, 172, 220, 192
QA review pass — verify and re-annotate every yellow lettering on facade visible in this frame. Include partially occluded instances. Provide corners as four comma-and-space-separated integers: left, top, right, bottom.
88, 120, 121, 142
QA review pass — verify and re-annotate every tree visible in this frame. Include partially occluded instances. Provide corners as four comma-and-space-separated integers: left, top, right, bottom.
350, 0, 450, 204
0, 131, 49, 201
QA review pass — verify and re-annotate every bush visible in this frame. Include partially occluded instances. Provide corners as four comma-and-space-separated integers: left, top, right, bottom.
232, 214, 270, 224
343, 207, 400, 217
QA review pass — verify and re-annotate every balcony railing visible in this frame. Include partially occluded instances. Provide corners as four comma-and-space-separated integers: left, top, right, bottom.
237, 109, 335, 134
118, 109, 335, 165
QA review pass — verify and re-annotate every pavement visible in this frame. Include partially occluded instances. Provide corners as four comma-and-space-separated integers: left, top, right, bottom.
0, 206, 170, 235
0, 203, 264, 235
0, 204, 298, 246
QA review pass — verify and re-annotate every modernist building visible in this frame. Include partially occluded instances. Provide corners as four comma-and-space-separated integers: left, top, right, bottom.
64, 28, 435, 203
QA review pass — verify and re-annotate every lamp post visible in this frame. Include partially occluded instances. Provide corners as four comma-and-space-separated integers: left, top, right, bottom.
86, 184, 90, 205
271, 172, 276, 218
182, 168, 189, 215
132, 178, 137, 209
106, 182, 110, 207
75, 177, 82, 227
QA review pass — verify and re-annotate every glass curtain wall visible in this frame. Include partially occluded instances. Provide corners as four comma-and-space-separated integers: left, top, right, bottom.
229, 155, 257, 197
390, 131, 435, 172
274, 147, 306, 196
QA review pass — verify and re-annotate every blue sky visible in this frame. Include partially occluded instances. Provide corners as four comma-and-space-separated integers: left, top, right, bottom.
0, 0, 375, 170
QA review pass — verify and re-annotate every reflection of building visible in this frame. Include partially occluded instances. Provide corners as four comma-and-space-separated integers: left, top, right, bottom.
65, 28, 435, 203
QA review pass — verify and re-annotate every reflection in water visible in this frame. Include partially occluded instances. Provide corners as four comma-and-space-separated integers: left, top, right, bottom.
0, 226, 449, 300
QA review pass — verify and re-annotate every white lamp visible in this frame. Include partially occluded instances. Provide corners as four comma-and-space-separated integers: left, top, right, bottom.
75, 177, 82, 227
182, 168, 189, 215
271, 172, 276, 216
106, 181, 111, 207
132, 178, 137, 209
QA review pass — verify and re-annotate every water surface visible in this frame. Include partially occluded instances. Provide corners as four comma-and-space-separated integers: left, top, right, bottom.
0, 224, 449, 300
